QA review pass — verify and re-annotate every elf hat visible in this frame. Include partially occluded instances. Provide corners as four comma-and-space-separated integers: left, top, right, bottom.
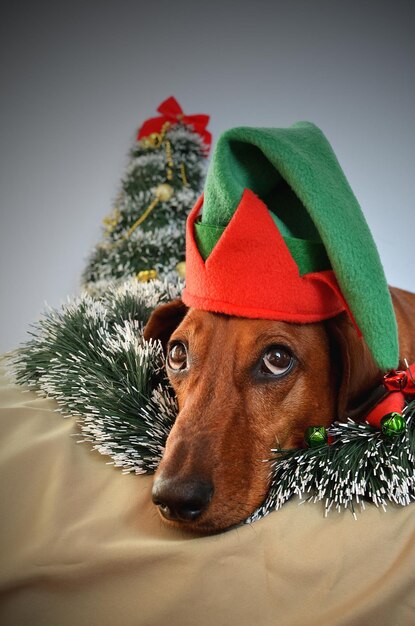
181, 122, 398, 370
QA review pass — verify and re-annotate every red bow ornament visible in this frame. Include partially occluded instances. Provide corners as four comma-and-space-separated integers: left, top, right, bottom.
137, 96, 211, 152
365, 362, 415, 428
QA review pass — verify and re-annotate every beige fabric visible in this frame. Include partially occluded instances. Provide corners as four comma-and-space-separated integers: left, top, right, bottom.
0, 363, 414, 626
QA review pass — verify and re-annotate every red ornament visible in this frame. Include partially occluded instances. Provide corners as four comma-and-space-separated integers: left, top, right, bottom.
365, 362, 415, 428
137, 96, 211, 152
383, 370, 408, 392
364, 393, 406, 429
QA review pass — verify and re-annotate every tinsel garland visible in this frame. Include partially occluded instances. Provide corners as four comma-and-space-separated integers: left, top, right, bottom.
9, 279, 415, 520
248, 405, 415, 522
10, 280, 180, 473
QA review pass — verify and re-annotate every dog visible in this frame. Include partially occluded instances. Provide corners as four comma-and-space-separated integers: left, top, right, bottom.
143, 286, 415, 533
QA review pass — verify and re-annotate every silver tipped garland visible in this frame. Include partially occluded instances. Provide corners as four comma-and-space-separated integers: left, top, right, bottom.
249, 407, 415, 522
10, 278, 415, 519
10, 279, 182, 474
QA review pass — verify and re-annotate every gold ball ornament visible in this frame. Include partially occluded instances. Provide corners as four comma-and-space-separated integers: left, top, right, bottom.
155, 183, 174, 202
102, 208, 121, 235
176, 261, 186, 278
136, 269, 158, 283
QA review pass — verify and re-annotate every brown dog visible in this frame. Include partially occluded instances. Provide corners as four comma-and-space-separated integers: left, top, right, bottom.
144, 286, 415, 533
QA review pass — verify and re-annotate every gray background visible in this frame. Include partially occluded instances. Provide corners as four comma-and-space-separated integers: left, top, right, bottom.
0, 0, 414, 354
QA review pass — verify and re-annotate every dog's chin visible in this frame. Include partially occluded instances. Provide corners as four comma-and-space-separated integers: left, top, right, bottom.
160, 518, 236, 535
155, 505, 255, 535
157, 513, 242, 535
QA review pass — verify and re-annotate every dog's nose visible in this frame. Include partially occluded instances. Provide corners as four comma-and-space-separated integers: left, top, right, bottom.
152, 477, 213, 522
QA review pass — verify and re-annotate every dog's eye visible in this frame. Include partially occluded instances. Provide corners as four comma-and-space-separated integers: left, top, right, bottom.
260, 347, 293, 377
167, 342, 188, 371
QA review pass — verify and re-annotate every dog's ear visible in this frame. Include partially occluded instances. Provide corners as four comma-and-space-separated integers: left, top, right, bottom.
325, 313, 383, 419
143, 299, 188, 350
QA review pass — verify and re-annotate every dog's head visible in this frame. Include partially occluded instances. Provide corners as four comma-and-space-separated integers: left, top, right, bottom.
144, 300, 382, 533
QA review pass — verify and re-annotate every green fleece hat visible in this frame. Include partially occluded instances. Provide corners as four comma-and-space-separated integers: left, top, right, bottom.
183, 122, 398, 370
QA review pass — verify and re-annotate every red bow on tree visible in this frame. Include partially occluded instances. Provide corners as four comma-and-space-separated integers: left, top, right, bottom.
365, 362, 415, 428
137, 96, 211, 152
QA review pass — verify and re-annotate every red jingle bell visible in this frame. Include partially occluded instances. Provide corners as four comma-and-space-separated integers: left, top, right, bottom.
383, 370, 408, 392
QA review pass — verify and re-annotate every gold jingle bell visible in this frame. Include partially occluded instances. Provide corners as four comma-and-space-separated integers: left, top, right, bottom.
141, 132, 163, 149
176, 261, 186, 278
155, 183, 174, 202
136, 269, 158, 283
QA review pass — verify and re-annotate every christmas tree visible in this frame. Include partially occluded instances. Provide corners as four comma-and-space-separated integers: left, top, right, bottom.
82, 97, 211, 294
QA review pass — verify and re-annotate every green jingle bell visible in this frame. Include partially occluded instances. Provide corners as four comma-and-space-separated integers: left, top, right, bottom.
380, 412, 406, 436
305, 426, 328, 448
